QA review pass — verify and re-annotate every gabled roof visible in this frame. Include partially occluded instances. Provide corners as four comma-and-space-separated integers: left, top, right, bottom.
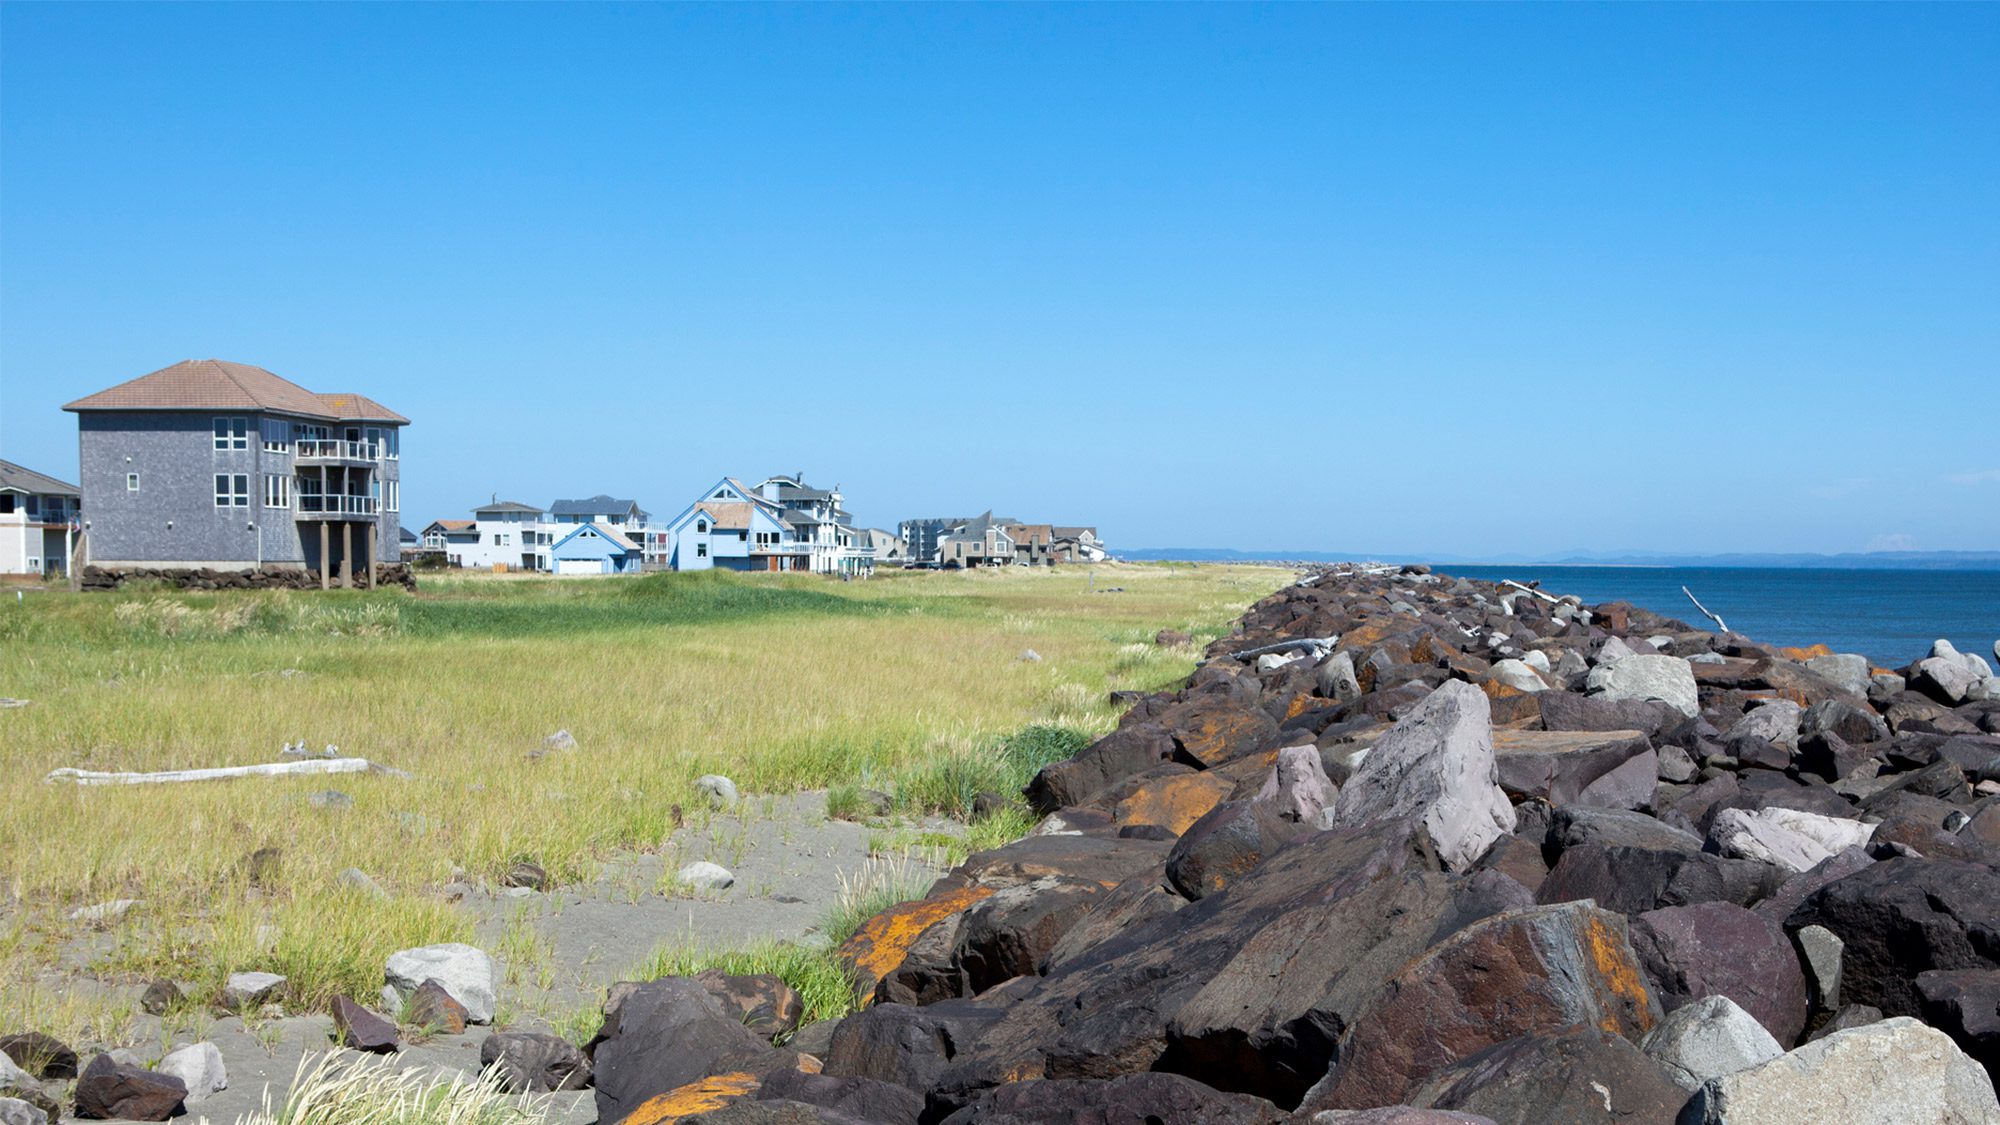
684, 501, 754, 530
64, 360, 409, 423
550, 494, 646, 518
424, 519, 476, 534
474, 500, 544, 515
0, 459, 80, 497
1052, 526, 1098, 539
552, 522, 640, 554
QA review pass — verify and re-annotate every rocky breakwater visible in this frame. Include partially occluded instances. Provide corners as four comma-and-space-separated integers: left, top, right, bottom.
578, 565, 2000, 1124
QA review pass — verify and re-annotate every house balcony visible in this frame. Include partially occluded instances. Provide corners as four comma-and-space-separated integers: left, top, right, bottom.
294, 439, 381, 466
295, 494, 382, 520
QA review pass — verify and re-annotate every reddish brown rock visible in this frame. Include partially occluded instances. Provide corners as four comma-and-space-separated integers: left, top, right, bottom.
1628, 901, 1809, 1045
73, 1053, 187, 1121
1307, 902, 1661, 1112
407, 978, 469, 1034
331, 995, 399, 1053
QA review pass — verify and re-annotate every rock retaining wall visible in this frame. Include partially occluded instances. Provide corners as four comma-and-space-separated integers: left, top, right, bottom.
576, 563, 2000, 1122
79, 564, 418, 592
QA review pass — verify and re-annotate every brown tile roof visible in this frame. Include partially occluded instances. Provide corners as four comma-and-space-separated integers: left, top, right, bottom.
691, 501, 754, 530
63, 360, 408, 423
314, 392, 408, 423
428, 519, 476, 532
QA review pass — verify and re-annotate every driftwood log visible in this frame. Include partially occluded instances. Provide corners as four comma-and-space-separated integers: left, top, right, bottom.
46, 758, 408, 786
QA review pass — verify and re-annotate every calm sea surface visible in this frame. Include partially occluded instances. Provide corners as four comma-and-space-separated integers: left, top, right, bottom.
1437, 566, 2000, 669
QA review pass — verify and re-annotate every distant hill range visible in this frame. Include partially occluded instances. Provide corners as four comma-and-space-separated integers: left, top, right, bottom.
1123, 547, 2000, 571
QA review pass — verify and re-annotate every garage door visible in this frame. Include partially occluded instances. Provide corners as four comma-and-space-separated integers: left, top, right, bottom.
556, 559, 603, 575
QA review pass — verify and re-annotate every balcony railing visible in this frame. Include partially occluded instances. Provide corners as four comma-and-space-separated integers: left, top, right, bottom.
295, 439, 381, 462
296, 494, 381, 518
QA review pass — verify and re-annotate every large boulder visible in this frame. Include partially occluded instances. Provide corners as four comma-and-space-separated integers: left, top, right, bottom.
1165, 800, 1296, 900
1734, 700, 1804, 749
1916, 969, 2000, 1085
590, 978, 788, 1122
1406, 1027, 1687, 1123
951, 877, 1103, 995
1587, 654, 1699, 717
1162, 697, 1280, 769
751, 1068, 923, 1124
1629, 902, 1810, 1045
1492, 730, 1656, 810
1537, 843, 1785, 915
1254, 743, 1337, 824
822, 1000, 1004, 1093
72, 1054, 186, 1121
153, 1042, 226, 1101
1914, 656, 1981, 705
1677, 1016, 2000, 1124
1800, 698, 1891, 745
481, 1031, 592, 1093
1786, 858, 2000, 1018
1538, 692, 1683, 738
931, 827, 1440, 1113
1640, 994, 1784, 1092
1025, 725, 1173, 814
1305, 901, 1661, 1111
1707, 807, 1875, 873
1328, 681, 1516, 870
382, 943, 496, 1024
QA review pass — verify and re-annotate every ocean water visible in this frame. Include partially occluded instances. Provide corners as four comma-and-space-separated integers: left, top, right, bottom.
1437, 565, 2000, 669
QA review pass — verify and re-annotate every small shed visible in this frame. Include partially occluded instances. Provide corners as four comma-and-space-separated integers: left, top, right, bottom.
550, 522, 641, 575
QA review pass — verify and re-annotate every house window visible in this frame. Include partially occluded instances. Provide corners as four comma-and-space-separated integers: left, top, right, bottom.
127, 473, 141, 491
697, 543, 707, 558
385, 480, 399, 513
697, 520, 708, 533
213, 417, 249, 451
26, 557, 39, 571
214, 474, 249, 507
364, 428, 385, 458
738, 530, 748, 541
264, 474, 290, 508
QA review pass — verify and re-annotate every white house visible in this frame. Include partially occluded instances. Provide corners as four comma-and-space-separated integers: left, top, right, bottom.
461, 500, 551, 571
0, 459, 80, 576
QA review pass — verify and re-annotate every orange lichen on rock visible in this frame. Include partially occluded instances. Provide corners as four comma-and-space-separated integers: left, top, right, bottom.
1115, 771, 1233, 836
836, 885, 995, 1001
1285, 693, 1331, 720
1174, 708, 1278, 767
1584, 912, 1655, 1035
616, 1072, 759, 1125
1779, 643, 1834, 661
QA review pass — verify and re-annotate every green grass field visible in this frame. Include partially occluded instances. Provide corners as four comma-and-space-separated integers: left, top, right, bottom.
0, 562, 1288, 1039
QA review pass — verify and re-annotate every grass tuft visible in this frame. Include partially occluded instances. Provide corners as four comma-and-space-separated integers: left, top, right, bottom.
234, 1050, 550, 1125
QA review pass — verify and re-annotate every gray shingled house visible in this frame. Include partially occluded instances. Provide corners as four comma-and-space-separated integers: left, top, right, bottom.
63, 359, 406, 585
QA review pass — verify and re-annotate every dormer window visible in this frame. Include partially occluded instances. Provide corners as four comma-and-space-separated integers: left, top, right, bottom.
697, 520, 708, 533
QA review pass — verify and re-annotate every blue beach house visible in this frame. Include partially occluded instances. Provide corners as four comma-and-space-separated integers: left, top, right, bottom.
549, 522, 642, 575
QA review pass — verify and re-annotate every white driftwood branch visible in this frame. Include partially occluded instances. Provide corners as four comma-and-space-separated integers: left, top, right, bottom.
1500, 580, 1562, 605
46, 758, 403, 787
1228, 636, 1339, 661
1682, 586, 1728, 634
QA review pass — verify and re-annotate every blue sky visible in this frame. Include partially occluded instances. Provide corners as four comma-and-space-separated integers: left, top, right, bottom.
2, 4, 1995, 556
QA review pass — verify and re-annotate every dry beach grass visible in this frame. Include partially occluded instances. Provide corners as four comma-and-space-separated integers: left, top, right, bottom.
0, 562, 1288, 1055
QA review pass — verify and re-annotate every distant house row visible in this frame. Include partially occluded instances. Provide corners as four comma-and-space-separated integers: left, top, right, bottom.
6, 358, 1105, 583
418, 476, 894, 576
899, 513, 1105, 568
